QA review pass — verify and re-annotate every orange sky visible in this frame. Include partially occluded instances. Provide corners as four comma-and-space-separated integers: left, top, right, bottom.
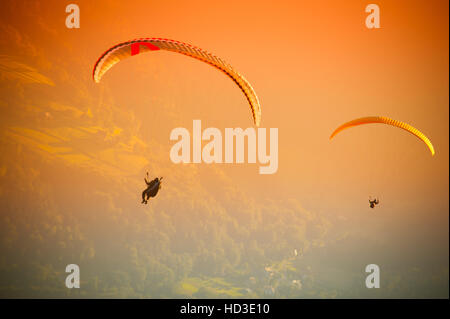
1, 0, 447, 208
74, 0, 448, 215
0, 0, 448, 295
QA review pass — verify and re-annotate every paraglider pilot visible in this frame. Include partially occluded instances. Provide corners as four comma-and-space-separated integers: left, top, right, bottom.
142, 172, 162, 204
369, 197, 379, 209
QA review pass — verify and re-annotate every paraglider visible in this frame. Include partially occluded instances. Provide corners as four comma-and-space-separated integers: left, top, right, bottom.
141, 172, 162, 204
93, 38, 261, 126
330, 116, 435, 156
369, 197, 379, 209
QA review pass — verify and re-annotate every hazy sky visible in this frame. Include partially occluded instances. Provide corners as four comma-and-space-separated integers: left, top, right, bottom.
0, 0, 448, 297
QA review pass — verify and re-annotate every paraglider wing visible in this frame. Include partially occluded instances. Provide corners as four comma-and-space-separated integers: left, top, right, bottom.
330, 116, 435, 156
93, 38, 261, 126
